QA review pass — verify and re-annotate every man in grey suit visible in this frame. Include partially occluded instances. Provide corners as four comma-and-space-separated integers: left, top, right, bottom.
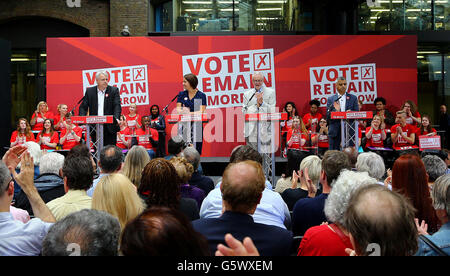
326, 77, 359, 150
79, 71, 122, 146
242, 72, 276, 152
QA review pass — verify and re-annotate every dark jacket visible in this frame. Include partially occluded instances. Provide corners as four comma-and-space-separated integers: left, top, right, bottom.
189, 171, 215, 196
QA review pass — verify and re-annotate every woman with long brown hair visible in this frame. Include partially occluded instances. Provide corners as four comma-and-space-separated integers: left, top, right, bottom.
138, 158, 199, 220
10, 118, 35, 147
391, 154, 440, 233
37, 118, 59, 150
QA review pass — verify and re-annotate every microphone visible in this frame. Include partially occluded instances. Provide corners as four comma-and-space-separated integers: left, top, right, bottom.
70, 94, 86, 115
243, 88, 259, 111
161, 93, 179, 115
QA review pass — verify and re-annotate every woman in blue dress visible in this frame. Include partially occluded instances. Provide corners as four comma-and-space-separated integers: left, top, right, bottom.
176, 73, 207, 155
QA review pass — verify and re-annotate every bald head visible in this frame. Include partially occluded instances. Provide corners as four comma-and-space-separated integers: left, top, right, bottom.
221, 161, 265, 213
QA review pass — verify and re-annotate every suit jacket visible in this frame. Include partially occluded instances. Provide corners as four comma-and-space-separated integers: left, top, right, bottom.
79, 85, 122, 134
192, 211, 293, 256
242, 86, 276, 138
326, 92, 359, 138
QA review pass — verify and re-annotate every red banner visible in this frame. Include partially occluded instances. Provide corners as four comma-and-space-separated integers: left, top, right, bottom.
46, 35, 417, 157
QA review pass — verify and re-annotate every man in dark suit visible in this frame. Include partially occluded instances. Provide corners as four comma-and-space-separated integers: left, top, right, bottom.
79, 71, 121, 146
326, 77, 359, 150
192, 160, 293, 256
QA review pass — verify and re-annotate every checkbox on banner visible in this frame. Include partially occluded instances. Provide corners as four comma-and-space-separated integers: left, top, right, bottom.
253, 52, 271, 71
361, 65, 375, 80
133, 67, 146, 81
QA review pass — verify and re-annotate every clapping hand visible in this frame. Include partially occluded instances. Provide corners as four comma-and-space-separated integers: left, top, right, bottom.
291, 170, 300, 189
303, 167, 317, 197
215, 234, 260, 256
2, 145, 28, 174
414, 218, 429, 236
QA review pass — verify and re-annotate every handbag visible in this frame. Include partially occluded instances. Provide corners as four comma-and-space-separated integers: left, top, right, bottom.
419, 235, 448, 256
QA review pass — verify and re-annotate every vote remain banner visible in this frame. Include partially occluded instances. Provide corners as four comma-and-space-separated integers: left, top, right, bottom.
46, 35, 416, 157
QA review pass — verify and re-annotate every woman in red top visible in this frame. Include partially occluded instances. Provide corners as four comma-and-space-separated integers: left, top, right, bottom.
312, 118, 329, 157
37, 118, 59, 150
365, 115, 386, 149
10, 118, 35, 147
125, 103, 141, 134
401, 100, 421, 128
59, 114, 82, 150
116, 115, 131, 150
416, 114, 437, 137
281, 102, 298, 153
54, 103, 68, 131
30, 101, 53, 131
287, 116, 308, 151
136, 116, 159, 159
302, 99, 322, 133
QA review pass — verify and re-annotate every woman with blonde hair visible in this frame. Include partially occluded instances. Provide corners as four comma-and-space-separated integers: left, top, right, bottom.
92, 173, 145, 230
121, 145, 150, 188
30, 101, 54, 131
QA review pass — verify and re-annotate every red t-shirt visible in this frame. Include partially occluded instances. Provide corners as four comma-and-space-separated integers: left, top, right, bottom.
116, 127, 132, 149
37, 131, 59, 150
416, 127, 437, 136
125, 114, 140, 130
303, 113, 322, 132
365, 127, 385, 148
10, 131, 35, 146
31, 112, 54, 131
298, 224, 353, 256
136, 128, 159, 150
53, 114, 66, 130
405, 111, 421, 128
60, 126, 83, 150
287, 129, 308, 150
281, 116, 294, 134
317, 133, 329, 149
390, 124, 416, 149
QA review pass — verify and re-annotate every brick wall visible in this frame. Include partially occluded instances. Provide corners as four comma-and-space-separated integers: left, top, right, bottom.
110, 0, 149, 36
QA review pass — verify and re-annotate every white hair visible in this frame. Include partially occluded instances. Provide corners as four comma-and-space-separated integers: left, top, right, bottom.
299, 155, 322, 187
22, 141, 43, 167
355, 152, 385, 181
96, 70, 108, 80
39, 152, 65, 175
324, 170, 378, 225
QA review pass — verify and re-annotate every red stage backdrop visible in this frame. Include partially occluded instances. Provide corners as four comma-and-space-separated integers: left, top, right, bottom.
46, 35, 417, 157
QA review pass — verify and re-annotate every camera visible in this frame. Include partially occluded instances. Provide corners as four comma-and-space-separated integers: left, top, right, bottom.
121, 25, 130, 36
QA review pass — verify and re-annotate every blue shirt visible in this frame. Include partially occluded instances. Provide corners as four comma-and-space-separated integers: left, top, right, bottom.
291, 193, 329, 236
415, 222, 450, 256
177, 90, 207, 112
86, 173, 109, 197
200, 181, 290, 230
0, 212, 53, 256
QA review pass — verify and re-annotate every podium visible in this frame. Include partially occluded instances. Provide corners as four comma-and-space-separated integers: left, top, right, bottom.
71, 115, 113, 167
167, 113, 208, 150
330, 111, 372, 150
245, 112, 287, 186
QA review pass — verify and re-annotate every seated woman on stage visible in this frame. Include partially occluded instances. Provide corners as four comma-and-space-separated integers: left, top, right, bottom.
54, 103, 68, 130
10, 118, 35, 147
117, 115, 131, 150
281, 102, 298, 153
37, 118, 59, 150
59, 113, 83, 150
287, 116, 309, 151
125, 103, 141, 134
416, 114, 437, 137
30, 101, 53, 132
365, 114, 387, 149
136, 115, 159, 159
303, 100, 322, 133
150, 104, 167, 157
390, 110, 417, 152
316, 118, 329, 157
401, 100, 421, 128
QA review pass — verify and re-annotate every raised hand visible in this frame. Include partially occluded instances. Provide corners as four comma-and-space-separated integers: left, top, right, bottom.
2, 145, 28, 173
215, 234, 260, 256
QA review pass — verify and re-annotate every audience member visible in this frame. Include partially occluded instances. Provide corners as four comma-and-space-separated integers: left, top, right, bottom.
343, 184, 418, 256
150, 104, 167, 157
0, 146, 55, 256
303, 99, 322, 132
193, 161, 293, 256
121, 145, 150, 188
422, 155, 447, 190
139, 158, 199, 221
281, 155, 322, 211
121, 207, 210, 256
59, 113, 82, 150
136, 115, 159, 159
9, 205, 30, 223
30, 101, 53, 132
42, 209, 120, 256
92, 173, 145, 230
184, 146, 214, 195
298, 170, 377, 256
355, 152, 386, 185
370, 97, 395, 129
116, 115, 131, 150
166, 136, 186, 160
67, 144, 97, 173
391, 154, 440, 233
291, 150, 351, 236
46, 156, 94, 221
13, 141, 42, 198
402, 100, 421, 128
36, 118, 58, 150
275, 149, 304, 194
170, 157, 205, 208
200, 145, 291, 230
343, 147, 358, 169
14, 152, 65, 215
10, 118, 35, 147
415, 174, 450, 256
86, 145, 124, 197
